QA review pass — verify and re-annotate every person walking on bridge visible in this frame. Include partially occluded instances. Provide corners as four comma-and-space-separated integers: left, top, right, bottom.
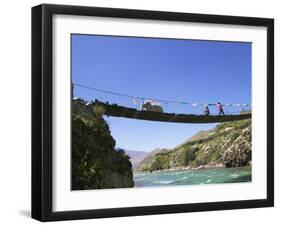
217, 102, 225, 116
204, 105, 210, 116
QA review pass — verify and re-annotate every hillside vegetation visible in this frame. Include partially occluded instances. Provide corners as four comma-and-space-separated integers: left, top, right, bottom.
72, 99, 134, 190
138, 119, 251, 172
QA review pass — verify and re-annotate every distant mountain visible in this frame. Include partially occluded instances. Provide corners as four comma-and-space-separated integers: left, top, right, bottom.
125, 150, 148, 168
136, 148, 169, 171
135, 131, 214, 171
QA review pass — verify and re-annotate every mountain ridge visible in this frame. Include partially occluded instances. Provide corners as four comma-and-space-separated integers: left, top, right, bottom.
137, 119, 251, 172
124, 150, 148, 168
135, 129, 215, 171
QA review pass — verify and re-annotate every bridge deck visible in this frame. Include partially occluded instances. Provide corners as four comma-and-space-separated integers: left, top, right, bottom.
92, 101, 251, 124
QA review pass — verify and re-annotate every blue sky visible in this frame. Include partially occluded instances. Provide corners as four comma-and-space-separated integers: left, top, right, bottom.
72, 34, 251, 152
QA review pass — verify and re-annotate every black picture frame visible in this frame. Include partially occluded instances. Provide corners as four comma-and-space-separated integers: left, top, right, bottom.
32, 3, 274, 222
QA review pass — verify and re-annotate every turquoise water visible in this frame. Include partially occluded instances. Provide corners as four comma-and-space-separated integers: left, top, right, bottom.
134, 166, 251, 187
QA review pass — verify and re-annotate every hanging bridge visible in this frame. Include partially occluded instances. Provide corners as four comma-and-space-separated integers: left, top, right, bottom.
73, 83, 251, 124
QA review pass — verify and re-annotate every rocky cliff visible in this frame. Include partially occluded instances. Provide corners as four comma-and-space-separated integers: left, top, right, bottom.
138, 119, 251, 172
72, 99, 134, 190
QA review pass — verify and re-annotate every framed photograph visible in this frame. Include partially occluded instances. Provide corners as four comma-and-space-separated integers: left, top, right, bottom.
32, 4, 274, 221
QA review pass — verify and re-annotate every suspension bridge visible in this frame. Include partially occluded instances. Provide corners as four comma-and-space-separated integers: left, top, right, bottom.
73, 83, 251, 124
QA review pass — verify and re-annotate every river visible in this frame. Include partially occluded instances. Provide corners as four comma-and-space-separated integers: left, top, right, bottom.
133, 166, 251, 187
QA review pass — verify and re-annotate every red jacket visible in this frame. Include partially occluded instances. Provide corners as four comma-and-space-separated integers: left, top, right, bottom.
217, 103, 223, 110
